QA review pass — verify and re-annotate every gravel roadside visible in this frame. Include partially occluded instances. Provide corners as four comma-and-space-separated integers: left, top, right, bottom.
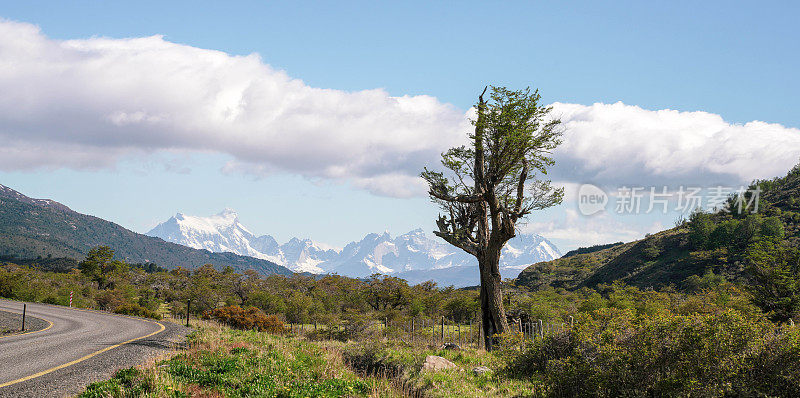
0, 309, 48, 336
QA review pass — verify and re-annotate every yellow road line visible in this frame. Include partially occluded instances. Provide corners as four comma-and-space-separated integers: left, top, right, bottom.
0, 321, 166, 388
0, 317, 54, 340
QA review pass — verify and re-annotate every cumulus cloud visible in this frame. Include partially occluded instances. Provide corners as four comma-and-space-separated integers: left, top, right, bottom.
551, 102, 800, 187
1, 20, 799, 200
521, 209, 664, 250
0, 20, 469, 197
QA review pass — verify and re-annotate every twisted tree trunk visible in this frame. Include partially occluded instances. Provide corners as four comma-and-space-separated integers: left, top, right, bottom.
479, 245, 507, 350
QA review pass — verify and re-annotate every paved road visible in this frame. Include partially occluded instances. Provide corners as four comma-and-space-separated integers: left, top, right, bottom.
0, 299, 187, 398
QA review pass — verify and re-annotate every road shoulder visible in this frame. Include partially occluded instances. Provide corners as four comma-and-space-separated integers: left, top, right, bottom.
0, 309, 49, 337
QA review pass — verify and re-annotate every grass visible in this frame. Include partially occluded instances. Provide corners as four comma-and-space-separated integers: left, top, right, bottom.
338, 338, 546, 397
77, 319, 549, 398
294, 321, 483, 350
77, 321, 399, 398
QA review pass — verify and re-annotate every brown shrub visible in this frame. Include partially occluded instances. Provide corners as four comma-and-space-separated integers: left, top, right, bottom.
205, 305, 285, 334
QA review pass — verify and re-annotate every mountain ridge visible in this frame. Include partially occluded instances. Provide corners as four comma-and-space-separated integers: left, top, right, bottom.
0, 184, 293, 276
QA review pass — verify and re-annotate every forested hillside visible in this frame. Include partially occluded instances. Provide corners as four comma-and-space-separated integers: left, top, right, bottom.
517, 164, 800, 303
0, 185, 292, 275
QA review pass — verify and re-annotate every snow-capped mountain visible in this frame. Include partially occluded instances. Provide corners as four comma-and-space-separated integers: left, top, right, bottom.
500, 233, 563, 273
146, 209, 561, 283
318, 228, 561, 283
146, 208, 272, 260
146, 209, 338, 273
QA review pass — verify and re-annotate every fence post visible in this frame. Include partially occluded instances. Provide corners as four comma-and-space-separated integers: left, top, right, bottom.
186, 300, 191, 327
479, 319, 483, 350
486, 319, 492, 352
539, 319, 543, 339
570, 315, 574, 328
441, 316, 445, 343
411, 317, 414, 344
21, 303, 26, 331
469, 320, 473, 348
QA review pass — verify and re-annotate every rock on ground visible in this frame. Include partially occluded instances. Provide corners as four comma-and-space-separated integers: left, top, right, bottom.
440, 342, 461, 350
422, 355, 459, 372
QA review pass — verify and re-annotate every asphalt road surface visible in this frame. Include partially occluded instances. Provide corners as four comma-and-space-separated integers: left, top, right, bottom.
0, 299, 188, 398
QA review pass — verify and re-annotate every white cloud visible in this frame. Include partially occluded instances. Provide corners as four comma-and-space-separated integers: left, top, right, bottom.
551, 102, 800, 187
0, 20, 469, 197
1, 20, 799, 200
521, 209, 663, 251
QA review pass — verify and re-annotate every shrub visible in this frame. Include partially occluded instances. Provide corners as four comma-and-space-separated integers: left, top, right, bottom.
641, 239, 661, 259
341, 341, 408, 378
761, 216, 785, 239
114, 302, 162, 320
709, 219, 738, 248
310, 312, 380, 342
689, 210, 713, 249
95, 289, 127, 311
205, 305, 285, 334
745, 238, 800, 321
500, 307, 798, 396
743, 326, 800, 396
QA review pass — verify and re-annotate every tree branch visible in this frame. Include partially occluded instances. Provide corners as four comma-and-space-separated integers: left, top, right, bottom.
429, 189, 483, 203
433, 230, 479, 256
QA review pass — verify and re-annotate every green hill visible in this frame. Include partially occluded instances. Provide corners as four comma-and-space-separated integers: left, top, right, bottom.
0, 184, 292, 276
516, 164, 800, 292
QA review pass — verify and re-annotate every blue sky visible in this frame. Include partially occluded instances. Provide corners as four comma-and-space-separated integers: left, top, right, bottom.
0, 1, 798, 251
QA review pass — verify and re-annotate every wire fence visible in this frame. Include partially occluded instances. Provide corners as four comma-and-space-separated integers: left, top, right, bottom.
283, 316, 575, 350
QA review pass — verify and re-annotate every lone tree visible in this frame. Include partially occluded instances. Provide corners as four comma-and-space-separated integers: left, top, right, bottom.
421, 86, 563, 350
79, 245, 130, 290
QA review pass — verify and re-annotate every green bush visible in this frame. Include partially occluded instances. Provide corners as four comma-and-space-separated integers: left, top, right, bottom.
641, 239, 661, 259
745, 238, 800, 321
761, 216, 786, 239
501, 307, 799, 397
689, 209, 713, 249
114, 302, 162, 320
